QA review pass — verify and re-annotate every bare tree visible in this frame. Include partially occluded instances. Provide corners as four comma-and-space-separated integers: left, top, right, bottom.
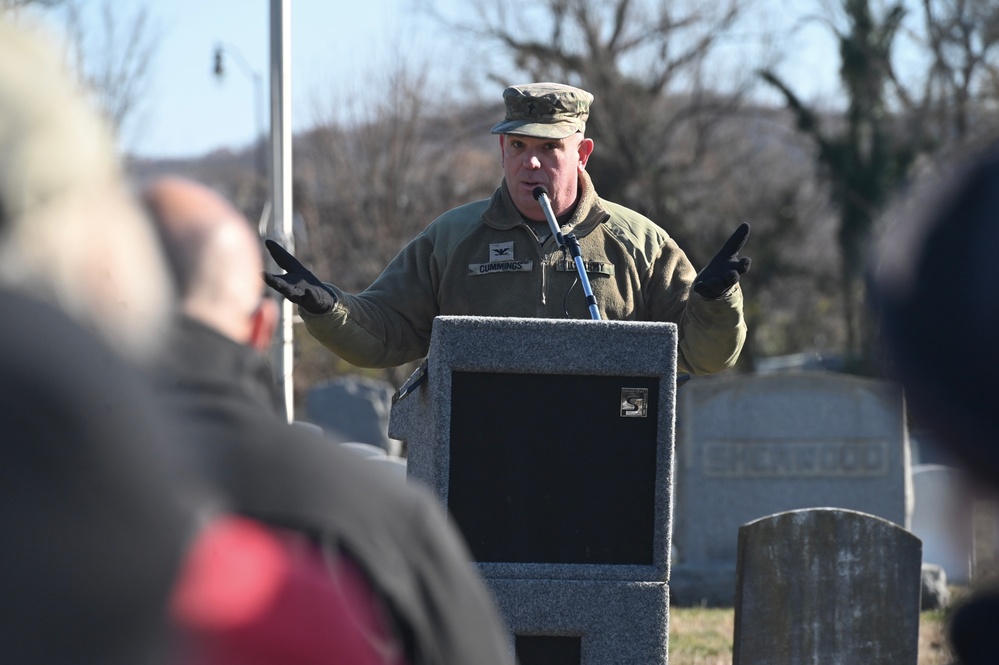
684, 104, 844, 370
760, 0, 925, 372
302, 62, 495, 285
293, 59, 501, 389
1, 0, 160, 145
62, 0, 159, 142
759, 0, 999, 372
899, 0, 999, 144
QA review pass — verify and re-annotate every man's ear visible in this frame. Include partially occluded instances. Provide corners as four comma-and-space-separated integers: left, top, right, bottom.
577, 137, 594, 170
247, 298, 279, 352
498, 134, 506, 167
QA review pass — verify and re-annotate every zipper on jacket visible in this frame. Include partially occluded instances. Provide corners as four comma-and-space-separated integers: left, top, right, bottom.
540, 261, 547, 308
538, 234, 565, 315
537, 239, 548, 311
521, 223, 551, 312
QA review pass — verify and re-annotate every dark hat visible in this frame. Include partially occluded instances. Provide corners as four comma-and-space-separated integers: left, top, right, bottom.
490, 82, 593, 139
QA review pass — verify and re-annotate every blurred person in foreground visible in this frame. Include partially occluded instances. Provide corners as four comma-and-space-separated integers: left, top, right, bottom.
871, 142, 999, 665
144, 176, 515, 665
265, 82, 750, 374
0, 18, 213, 664
0, 19, 357, 665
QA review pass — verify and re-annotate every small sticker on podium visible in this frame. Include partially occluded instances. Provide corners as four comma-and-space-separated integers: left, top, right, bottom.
620, 387, 649, 417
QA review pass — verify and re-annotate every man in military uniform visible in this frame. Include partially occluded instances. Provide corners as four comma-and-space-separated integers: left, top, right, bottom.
266, 82, 750, 375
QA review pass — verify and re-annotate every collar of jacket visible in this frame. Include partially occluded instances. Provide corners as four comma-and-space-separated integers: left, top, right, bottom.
159, 315, 285, 417
481, 169, 610, 238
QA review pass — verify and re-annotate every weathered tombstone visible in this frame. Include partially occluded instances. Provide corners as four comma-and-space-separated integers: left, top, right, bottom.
733, 508, 922, 665
291, 420, 325, 437
974, 498, 999, 580
305, 375, 402, 455
671, 372, 912, 605
911, 464, 974, 584
338, 441, 388, 459
336, 442, 408, 482
367, 455, 408, 481
389, 316, 678, 665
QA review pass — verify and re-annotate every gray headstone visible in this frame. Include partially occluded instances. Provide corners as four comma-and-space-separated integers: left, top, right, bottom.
291, 420, 325, 437
338, 441, 388, 459
367, 455, 408, 481
389, 315, 678, 665
305, 375, 402, 456
671, 372, 912, 606
733, 508, 922, 665
911, 464, 974, 584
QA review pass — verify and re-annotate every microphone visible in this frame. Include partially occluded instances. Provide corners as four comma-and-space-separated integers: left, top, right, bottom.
531, 186, 601, 321
532, 186, 564, 245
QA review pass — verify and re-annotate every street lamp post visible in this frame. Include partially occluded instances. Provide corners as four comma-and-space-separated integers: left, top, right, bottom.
213, 42, 266, 181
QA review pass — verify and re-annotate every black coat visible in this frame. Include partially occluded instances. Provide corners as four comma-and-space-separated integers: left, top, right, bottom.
154, 316, 513, 665
0, 291, 205, 665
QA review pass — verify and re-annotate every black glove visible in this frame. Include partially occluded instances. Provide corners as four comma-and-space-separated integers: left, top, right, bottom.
262, 240, 336, 314
693, 223, 752, 299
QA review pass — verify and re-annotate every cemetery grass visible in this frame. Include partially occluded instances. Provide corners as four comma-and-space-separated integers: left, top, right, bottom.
667, 607, 954, 664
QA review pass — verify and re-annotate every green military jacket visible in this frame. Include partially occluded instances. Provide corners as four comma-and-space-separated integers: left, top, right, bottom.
303, 171, 746, 375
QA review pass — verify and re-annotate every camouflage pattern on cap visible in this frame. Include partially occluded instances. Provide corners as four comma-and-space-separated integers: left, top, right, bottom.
490, 82, 593, 139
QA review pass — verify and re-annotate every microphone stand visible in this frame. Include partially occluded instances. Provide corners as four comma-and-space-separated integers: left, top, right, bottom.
532, 186, 601, 321
531, 187, 691, 388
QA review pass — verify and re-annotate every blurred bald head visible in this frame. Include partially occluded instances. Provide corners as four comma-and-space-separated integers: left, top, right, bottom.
143, 177, 275, 350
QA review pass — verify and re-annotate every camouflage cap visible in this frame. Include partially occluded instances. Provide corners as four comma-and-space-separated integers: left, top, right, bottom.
490, 82, 593, 139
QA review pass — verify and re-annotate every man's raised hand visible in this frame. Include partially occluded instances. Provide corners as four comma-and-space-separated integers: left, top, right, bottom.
693, 223, 752, 299
262, 240, 336, 314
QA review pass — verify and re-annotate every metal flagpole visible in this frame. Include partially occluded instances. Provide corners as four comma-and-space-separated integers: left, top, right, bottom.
269, 0, 294, 422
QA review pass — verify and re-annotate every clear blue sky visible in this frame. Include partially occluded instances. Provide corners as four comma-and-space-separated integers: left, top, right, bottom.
92, 0, 466, 159
67, 0, 849, 160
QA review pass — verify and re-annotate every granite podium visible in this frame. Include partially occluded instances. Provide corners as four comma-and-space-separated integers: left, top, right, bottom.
389, 316, 679, 665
